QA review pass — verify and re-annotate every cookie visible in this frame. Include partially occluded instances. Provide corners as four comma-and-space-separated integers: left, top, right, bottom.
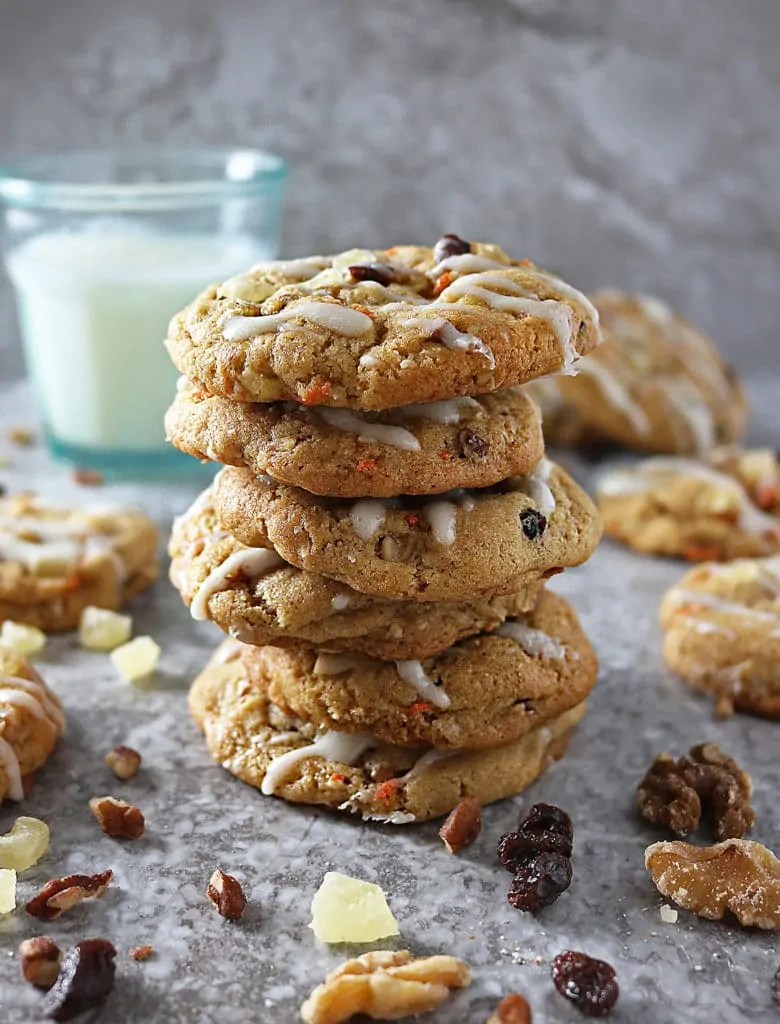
166, 378, 545, 498
165, 237, 601, 410
211, 461, 602, 603
0, 647, 65, 803
527, 291, 747, 454
598, 451, 780, 561
242, 589, 597, 750
169, 491, 543, 659
189, 640, 587, 823
0, 494, 159, 630
659, 558, 780, 718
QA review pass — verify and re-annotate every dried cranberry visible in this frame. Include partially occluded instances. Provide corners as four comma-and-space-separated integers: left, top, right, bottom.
519, 509, 546, 539
508, 852, 572, 912
433, 233, 471, 262
522, 803, 573, 842
457, 427, 489, 458
551, 951, 619, 1018
43, 939, 117, 1021
348, 262, 399, 286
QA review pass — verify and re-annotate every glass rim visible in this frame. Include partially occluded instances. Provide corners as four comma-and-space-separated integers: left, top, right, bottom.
0, 146, 288, 211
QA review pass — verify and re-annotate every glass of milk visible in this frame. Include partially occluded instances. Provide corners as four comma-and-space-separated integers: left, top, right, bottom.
0, 148, 288, 475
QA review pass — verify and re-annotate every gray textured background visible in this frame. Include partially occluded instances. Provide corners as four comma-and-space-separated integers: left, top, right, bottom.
1, 0, 779, 378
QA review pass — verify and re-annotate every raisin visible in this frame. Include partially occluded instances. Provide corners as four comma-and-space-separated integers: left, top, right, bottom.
348, 263, 399, 286
457, 428, 489, 458
519, 509, 547, 539
551, 951, 619, 1017
508, 852, 573, 912
433, 233, 471, 262
43, 939, 117, 1021
497, 804, 573, 912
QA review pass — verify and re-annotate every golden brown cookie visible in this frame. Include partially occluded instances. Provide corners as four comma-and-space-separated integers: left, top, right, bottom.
169, 491, 542, 660
659, 557, 780, 718
243, 589, 597, 749
0, 647, 65, 803
165, 238, 601, 410
189, 640, 587, 823
598, 451, 780, 561
527, 291, 747, 454
165, 378, 545, 498
0, 494, 159, 630
211, 461, 602, 603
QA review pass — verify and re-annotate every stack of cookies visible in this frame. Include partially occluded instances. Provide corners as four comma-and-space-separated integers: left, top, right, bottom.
164, 235, 603, 823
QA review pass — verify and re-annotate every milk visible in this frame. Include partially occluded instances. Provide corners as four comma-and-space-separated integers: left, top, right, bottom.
6, 229, 271, 453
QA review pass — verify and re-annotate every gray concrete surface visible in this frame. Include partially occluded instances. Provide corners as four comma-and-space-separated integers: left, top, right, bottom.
1, 0, 779, 377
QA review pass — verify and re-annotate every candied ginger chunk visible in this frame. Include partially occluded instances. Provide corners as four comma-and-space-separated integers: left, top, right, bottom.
310, 871, 400, 943
0, 620, 46, 656
79, 606, 132, 651
0, 816, 50, 871
0, 868, 17, 913
110, 636, 160, 682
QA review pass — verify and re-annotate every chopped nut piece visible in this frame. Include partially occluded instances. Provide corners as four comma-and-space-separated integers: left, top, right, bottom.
0, 816, 50, 870
42, 938, 116, 1021
129, 945, 153, 962
645, 839, 780, 930
8, 427, 36, 446
637, 743, 755, 841
0, 620, 46, 656
89, 796, 145, 840
486, 993, 532, 1023
301, 949, 471, 1024
659, 905, 678, 924
26, 870, 113, 921
19, 936, 62, 989
206, 868, 246, 921
110, 636, 160, 682
439, 796, 482, 854
79, 607, 132, 651
310, 871, 399, 943
0, 868, 17, 913
105, 745, 142, 781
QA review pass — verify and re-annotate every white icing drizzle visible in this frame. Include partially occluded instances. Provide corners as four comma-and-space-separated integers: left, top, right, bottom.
212, 640, 244, 665
398, 397, 481, 424
402, 316, 496, 368
258, 257, 328, 277
666, 588, 780, 624
0, 732, 23, 801
260, 730, 375, 795
537, 270, 601, 330
518, 458, 556, 516
436, 273, 576, 372
397, 747, 459, 781
331, 593, 352, 611
313, 653, 365, 676
576, 358, 651, 435
359, 350, 381, 369
191, 548, 286, 621
598, 457, 779, 537
358, 810, 417, 824
0, 675, 64, 732
316, 408, 421, 451
0, 513, 123, 577
422, 491, 475, 546
660, 378, 716, 454
223, 301, 372, 341
395, 660, 450, 708
429, 253, 508, 277
497, 620, 568, 660
349, 500, 393, 540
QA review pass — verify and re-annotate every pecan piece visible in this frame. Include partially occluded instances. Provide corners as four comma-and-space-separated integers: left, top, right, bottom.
439, 796, 482, 854
637, 743, 754, 841
207, 868, 246, 920
457, 427, 489, 458
486, 993, 532, 1023
26, 871, 113, 921
90, 796, 145, 839
19, 936, 62, 989
42, 938, 116, 1021
105, 745, 142, 780
301, 949, 471, 1024
433, 233, 471, 262
645, 839, 780, 929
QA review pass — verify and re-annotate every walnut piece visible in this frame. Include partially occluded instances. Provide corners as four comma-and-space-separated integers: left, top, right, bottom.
486, 992, 533, 1023
26, 870, 113, 921
301, 949, 471, 1024
89, 796, 145, 840
105, 745, 142, 781
439, 796, 482, 854
207, 868, 246, 921
645, 839, 780, 930
129, 945, 154, 962
637, 742, 755, 841
19, 935, 62, 989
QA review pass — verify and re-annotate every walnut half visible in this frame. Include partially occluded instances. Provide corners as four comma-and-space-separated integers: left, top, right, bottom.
300, 949, 471, 1024
645, 839, 780, 930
